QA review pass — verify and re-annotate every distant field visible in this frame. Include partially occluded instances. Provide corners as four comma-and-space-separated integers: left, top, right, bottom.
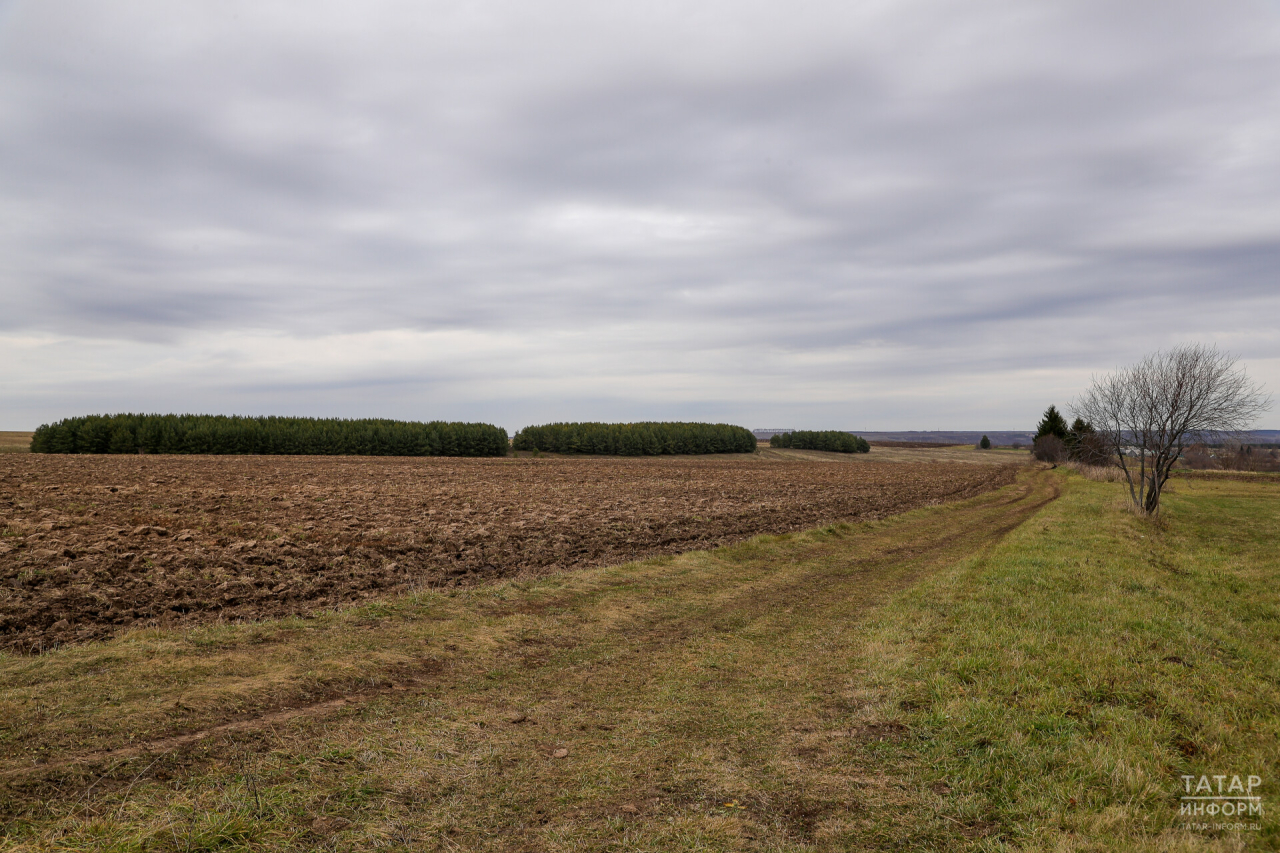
0, 432, 32, 453
761, 443, 1026, 465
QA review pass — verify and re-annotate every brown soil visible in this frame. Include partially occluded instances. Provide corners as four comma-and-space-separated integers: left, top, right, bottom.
0, 454, 1017, 653
867, 440, 960, 448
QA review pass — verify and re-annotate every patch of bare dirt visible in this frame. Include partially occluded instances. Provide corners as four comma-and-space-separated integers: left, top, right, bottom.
868, 440, 956, 448
0, 454, 1017, 652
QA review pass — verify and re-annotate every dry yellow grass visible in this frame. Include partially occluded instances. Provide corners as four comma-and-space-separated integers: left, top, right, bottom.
0, 432, 32, 453
1063, 460, 1127, 481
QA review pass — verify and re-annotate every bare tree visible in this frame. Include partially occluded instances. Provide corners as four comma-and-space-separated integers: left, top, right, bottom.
1073, 344, 1270, 514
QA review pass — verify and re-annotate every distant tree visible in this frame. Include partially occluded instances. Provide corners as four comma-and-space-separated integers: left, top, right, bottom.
31, 414, 509, 457
979, 435, 991, 449
1181, 443, 1218, 471
512, 422, 756, 455
108, 425, 136, 454
1035, 405, 1069, 441
1064, 417, 1108, 466
1069, 417, 1090, 434
1073, 432, 1110, 467
1074, 344, 1270, 514
1218, 440, 1280, 472
769, 430, 869, 453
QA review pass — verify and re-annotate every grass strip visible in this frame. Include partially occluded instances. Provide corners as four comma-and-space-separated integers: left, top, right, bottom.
849, 473, 1280, 851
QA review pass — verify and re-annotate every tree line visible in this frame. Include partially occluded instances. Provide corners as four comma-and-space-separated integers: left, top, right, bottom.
512, 422, 756, 455
769, 430, 870, 453
30, 414, 510, 457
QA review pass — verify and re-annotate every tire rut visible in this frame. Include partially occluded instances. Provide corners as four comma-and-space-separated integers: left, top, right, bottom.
616, 471, 1059, 653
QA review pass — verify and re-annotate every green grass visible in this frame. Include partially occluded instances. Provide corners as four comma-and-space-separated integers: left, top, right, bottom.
847, 472, 1279, 850
0, 470, 1276, 851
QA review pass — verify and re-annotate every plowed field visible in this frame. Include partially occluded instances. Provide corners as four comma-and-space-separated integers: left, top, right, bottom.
0, 454, 1018, 652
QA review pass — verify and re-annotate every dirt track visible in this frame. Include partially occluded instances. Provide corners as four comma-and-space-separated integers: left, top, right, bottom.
0, 454, 1018, 652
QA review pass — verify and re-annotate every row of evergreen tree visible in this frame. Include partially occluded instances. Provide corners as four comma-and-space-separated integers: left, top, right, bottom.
769, 430, 870, 453
512, 422, 756, 455
29, 414, 510, 457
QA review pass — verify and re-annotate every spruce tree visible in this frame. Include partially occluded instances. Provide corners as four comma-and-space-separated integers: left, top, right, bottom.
1035, 405, 1069, 441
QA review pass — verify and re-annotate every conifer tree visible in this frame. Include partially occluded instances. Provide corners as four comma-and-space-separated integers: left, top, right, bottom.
31, 414, 508, 457
1035, 405, 1069, 441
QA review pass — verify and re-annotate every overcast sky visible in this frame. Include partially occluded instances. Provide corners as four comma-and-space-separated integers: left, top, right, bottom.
2, 0, 1278, 432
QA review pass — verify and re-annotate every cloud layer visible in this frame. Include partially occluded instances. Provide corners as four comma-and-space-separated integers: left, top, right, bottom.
3, 0, 1278, 431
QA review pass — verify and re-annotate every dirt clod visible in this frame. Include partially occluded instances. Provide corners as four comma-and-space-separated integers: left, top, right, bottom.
311, 816, 351, 835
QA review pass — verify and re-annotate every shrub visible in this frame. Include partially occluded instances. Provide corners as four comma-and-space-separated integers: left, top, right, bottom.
1032, 434, 1067, 463
30, 414, 508, 457
1182, 444, 1219, 470
979, 435, 991, 449
769, 430, 869, 453
511, 422, 756, 455
1071, 431, 1111, 466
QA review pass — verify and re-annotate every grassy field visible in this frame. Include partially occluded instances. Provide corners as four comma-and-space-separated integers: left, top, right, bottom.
0, 433, 32, 454
0, 468, 1276, 850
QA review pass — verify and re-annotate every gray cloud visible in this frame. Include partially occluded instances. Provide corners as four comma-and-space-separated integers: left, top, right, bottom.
2, 0, 1279, 431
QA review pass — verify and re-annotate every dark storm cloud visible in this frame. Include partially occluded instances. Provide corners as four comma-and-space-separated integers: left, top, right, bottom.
1, 0, 1278, 429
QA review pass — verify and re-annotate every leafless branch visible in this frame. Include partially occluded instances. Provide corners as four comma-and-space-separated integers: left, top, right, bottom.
1072, 344, 1270, 514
